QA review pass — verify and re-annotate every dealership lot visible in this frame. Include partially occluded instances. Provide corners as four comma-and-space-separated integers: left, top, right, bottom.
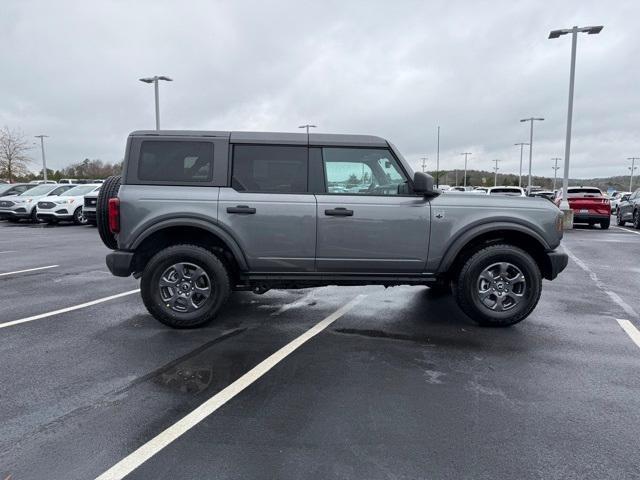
1, 221, 640, 479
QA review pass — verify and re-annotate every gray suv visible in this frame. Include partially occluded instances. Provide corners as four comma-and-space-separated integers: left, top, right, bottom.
100, 130, 567, 329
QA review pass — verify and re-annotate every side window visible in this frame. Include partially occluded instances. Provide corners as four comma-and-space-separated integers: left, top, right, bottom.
322, 148, 408, 195
232, 145, 308, 193
138, 141, 213, 183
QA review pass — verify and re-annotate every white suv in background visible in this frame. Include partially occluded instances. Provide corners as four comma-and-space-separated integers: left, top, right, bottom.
36, 184, 101, 224
0, 183, 76, 222
487, 186, 526, 197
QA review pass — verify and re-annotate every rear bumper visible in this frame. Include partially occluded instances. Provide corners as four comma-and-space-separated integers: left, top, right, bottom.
106, 250, 134, 277
544, 250, 568, 280
571, 212, 610, 223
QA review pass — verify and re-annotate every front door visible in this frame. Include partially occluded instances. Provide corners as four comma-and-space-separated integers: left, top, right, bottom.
315, 147, 430, 273
218, 144, 316, 272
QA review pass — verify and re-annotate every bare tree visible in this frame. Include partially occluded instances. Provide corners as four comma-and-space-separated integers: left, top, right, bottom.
0, 126, 32, 182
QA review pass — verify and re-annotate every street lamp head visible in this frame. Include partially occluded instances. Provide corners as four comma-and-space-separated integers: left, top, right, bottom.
585, 25, 604, 35
548, 29, 569, 39
34, 135, 49, 139
139, 77, 155, 83
157, 76, 173, 82
298, 125, 316, 129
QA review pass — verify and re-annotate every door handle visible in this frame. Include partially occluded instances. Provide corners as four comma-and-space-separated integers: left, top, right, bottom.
325, 207, 353, 217
227, 205, 256, 214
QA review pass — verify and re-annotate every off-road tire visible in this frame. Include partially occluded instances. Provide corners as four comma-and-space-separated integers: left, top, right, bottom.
453, 244, 542, 327
141, 244, 231, 329
97, 175, 121, 249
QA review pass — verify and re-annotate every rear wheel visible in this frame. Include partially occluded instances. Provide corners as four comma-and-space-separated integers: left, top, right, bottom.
453, 244, 542, 327
141, 244, 231, 329
617, 210, 626, 226
96, 175, 121, 249
600, 218, 610, 230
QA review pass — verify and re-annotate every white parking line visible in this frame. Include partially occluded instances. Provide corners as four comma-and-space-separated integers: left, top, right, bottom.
0, 265, 59, 277
0, 250, 17, 254
0, 289, 141, 329
563, 245, 639, 318
94, 294, 366, 480
617, 319, 640, 350
613, 226, 640, 236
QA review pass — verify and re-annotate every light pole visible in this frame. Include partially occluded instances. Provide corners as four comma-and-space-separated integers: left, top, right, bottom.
421, 156, 428, 173
493, 159, 500, 186
549, 25, 603, 223
628, 157, 639, 191
514, 142, 529, 187
139, 75, 173, 130
519, 118, 544, 193
551, 158, 562, 191
298, 124, 316, 135
34, 135, 49, 182
460, 152, 471, 188
436, 126, 440, 187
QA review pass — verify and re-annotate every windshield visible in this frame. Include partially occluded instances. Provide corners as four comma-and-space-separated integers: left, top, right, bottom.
19, 184, 56, 196
62, 185, 99, 196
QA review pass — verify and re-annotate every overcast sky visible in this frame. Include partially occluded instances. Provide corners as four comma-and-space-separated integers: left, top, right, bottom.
1, 0, 638, 179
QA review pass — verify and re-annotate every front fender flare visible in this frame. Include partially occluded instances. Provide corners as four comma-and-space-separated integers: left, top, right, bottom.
437, 221, 551, 273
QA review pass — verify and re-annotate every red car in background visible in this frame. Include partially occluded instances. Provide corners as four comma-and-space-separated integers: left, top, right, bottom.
555, 187, 611, 229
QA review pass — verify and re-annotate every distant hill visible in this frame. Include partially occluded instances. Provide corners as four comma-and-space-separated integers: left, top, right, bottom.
430, 169, 634, 192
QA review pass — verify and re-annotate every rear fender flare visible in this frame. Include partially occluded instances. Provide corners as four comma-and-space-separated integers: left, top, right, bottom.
130, 217, 249, 271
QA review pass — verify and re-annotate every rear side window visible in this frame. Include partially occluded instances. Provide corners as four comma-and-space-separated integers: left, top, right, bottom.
138, 141, 214, 183
232, 145, 308, 193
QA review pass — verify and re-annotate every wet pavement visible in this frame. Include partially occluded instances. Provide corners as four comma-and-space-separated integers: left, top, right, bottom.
1, 220, 639, 479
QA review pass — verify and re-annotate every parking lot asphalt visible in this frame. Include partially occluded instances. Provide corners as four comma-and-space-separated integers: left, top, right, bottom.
1, 220, 640, 480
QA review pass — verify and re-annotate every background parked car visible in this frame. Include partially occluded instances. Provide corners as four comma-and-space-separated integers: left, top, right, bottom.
0, 183, 76, 222
0, 183, 36, 199
529, 190, 556, 201
82, 190, 100, 226
36, 184, 101, 225
617, 188, 640, 227
555, 186, 611, 229
611, 191, 631, 214
487, 186, 526, 197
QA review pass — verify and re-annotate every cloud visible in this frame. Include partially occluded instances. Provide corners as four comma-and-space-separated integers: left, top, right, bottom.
0, 0, 638, 179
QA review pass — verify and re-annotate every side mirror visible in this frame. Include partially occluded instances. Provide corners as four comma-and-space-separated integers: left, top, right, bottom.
413, 171, 435, 195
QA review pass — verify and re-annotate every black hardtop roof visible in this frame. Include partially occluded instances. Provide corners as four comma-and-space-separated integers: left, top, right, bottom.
129, 130, 388, 147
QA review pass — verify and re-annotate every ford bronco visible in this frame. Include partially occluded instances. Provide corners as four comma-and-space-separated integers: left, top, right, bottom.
98, 130, 568, 328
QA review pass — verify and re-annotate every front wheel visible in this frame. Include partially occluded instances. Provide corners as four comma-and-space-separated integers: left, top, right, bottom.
141, 244, 231, 328
617, 211, 626, 226
73, 207, 88, 225
453, 244, 542, 327
634, 210, 640, 229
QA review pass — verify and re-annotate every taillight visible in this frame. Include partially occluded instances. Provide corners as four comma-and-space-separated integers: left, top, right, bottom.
602, 198, 610, 205
108, 198, 120, 234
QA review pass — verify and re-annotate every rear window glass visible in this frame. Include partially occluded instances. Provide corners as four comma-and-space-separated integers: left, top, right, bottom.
232, 145, 307, 193
567, 188, 602, 197
139, 141, 213, 183
490, 188, 521, 195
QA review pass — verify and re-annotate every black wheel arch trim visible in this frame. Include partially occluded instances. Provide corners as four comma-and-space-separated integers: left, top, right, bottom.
437, 221, 552, 274
129, 216, 249, 271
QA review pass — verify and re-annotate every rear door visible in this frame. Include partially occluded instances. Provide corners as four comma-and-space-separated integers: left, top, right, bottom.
314, 146, 430, 273
218, 144, 316, 272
